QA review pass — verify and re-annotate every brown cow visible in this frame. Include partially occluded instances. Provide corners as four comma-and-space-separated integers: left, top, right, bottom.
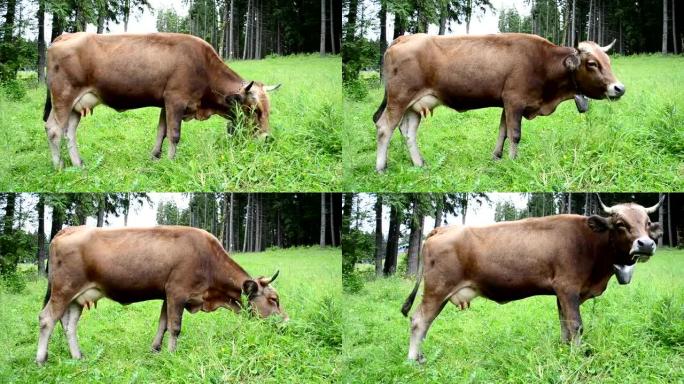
36, 225, 286, 365
373, 33, 624, 172
43, 32, 280, 169
401, 197, 663, 363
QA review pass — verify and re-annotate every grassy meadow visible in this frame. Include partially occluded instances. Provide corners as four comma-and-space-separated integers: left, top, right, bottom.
343, 248, 684, 383
0, 247, 341, 383
0, 55, 342, 192
343, 55, 684, 191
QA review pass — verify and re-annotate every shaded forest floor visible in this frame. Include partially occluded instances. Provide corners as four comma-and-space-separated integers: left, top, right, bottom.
343, 55, 684, 191
0, 247, 341, 383
0, 54, 342, 192
343, 248, 684, 383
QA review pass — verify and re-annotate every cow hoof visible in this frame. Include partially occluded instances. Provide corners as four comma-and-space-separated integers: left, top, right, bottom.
151, 345, 162, 353
258, 133, 273, 142
492, 152, 502, 161
151, 152, 161, 160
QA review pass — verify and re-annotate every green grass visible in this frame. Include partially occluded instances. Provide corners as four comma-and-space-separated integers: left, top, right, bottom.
0, 54, 342, 192
343, 55, 684, 191
343, 248, 684, 383
0, 247, 341, 383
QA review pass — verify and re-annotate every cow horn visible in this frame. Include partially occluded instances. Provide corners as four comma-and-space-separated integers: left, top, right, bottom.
644, 195, 665, 214
600, 39, 616, 52
263, 270, 279, 285
244, 81, 254, 92
596, 194, 615, 214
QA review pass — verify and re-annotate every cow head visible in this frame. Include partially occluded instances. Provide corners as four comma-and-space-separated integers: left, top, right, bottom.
587, 196, 664, 285
564, 39, 625, 101
242, 270, 288, 320
225, 81, 281, 138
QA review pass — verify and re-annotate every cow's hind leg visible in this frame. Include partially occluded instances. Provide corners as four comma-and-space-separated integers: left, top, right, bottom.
151, 300, 168, 352
408, 295, 447, 363
556, 292, 583, 345
64, 302, 84, 359
492, 109, 507, 160
503, 105, 524, 159
375, 104, 407, 172
164, 103, 185, 160
44, 111, 64, 169
165, 296, 185, 352
65, 112, 84, 167
36, 298, 69, 364
151, 108, 167, 159
399, 111, 424, 167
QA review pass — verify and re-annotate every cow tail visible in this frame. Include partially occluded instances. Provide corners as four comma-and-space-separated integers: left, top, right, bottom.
372, 87, 387, 124
42, 243, 56, 307
42, 85, 51, 122
401, 243, 426, 317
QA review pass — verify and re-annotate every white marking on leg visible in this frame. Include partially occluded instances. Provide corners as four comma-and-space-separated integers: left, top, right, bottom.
65, 113, 83, 167
36, 309, 57, 364
375, 115, 394, 172
404, 112, 424, 167
65, 303, 83, 359
45, 113, 64, 169
408, 310, 425, 362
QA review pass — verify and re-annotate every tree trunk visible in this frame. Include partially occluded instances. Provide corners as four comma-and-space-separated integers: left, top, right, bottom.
465, 0, 472, 34
124, 0, 130, 32
329, 0, 335, 54
36, 195, 47, 276
567, 192, 572, 213
383, 204, 399, 276
434, 195, 444, 227
571, 0, 576, 46
124, 193, 130, 226
320, 193, 326, 247
673, 0, 678, 54
320, 0, 326, 56
228, 193, 234, 252
343, 193, 353, 235
1, 194, 17, 275
667, 193, 673, 247
243, 194, 251, 252
658, 193, 664, 247
374, 194, 383, 277
37, 0, 46, 83
243, 0, 251, 60
407, 196, 423, 276
329, 193, 336, 247
663, 0, 668, 53
438, 0, 447, 35
587, 0, 593, 41
96, 195, 105, 227
229, 0, 234, 59
2, 0, 17, 45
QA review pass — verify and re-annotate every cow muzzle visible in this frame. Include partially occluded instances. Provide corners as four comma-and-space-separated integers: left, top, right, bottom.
630, 237, 656, 260
606, 82, 625, 100
613, 263, 636, 285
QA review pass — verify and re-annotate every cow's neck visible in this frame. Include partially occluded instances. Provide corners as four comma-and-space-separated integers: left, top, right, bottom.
211, 254, 252, 307
536, 47, 581, 117
582, 230, 622, 298
208, 58, 244, 97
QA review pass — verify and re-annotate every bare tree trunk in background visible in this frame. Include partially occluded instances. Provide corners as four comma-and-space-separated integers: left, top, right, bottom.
667, 193, 673, 247
320, 193, 326, 247
243, 194, 251, 252
571, 0, 576, 46
229, 0, 234, 59
465, 0, 472, 34
407, 196, 424, 276
383, 204, 399, 276
567, 193, 572, 213
96, 195, 105, 227
228, 193, 234, 252
36, 195, 47, 276
329, 193, 336, 247
243, 0, 251, 60
374, 194, 383, 277
438, 0, 447, 35
124, 0, 130, 32
587, 0, 593, 41
37, 0, 46, 83
329, 0, 335, 54
320, 0, 326, 56
434, 195, 444, 227
673, 0, 678, 54
658, 193, 664, 247
663, 0, 668, 53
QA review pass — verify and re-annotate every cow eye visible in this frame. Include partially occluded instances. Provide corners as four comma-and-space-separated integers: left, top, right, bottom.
587, 61, 598, 68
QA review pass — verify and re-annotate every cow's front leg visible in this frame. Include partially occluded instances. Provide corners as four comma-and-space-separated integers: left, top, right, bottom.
151, 108, 167, 159
504, 105, 524, 159
164, 104, 185, 160
165, 297, 184, 352
151, 300, 168, 352
65, 303, 84, 359
44, 111, 64, 169
492, 110, 506, 160
556, 292, 583, 345
556, 297, 570, 342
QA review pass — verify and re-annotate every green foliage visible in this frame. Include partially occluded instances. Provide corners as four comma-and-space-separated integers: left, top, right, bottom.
342, 37, 381, 82
0, 55, 342, 191
1, 270, 27, 293
1, 79, 26, 101
342, 229, 374, 294
343, 55, 684, 191
343, 249, 684, 383
0, 247, 341, 383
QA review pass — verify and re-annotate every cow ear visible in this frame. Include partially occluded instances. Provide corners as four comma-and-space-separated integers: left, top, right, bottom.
226, 93, 244, 105
587, 215, 611, 232
564, 54, 580, 71
649, 222, 663, 240
242, 280, 259, 299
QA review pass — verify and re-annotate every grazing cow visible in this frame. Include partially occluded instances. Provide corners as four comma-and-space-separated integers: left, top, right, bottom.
401, 197, 663, 363
373, 33, 624, 172
43, 32, 280, 169
36, 225, 286, 365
